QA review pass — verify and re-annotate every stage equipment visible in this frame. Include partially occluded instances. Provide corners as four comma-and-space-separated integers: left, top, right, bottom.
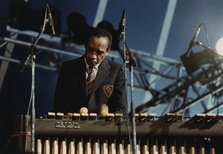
181, 49, 218, 75
10, 113, 223, 153
19, 4, 56, 153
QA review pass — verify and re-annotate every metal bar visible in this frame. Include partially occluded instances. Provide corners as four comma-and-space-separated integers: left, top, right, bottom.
35, 118, 223, 137
0, 33, 17, 90
6, 25, 61, 43
172, 83, 223, 113
0, 55, 57, 71
149, 0, 178, 87
6, 25, 180, 65
4, 37, 81, 57
93, 0, 108, 27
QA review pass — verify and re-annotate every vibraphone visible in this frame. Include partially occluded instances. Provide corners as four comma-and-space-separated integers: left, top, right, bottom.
34, 112, 223, 154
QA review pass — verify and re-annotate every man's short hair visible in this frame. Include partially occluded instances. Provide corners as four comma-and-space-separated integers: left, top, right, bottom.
85, 27, 113, 51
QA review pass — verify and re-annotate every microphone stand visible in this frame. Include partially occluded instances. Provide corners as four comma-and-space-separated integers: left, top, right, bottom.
119, 9, 137, 154
125, 41, 137, 154
22, 5, 49, 153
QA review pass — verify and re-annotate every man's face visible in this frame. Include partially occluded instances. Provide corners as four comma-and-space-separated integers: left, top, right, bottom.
85, 36, 109, 67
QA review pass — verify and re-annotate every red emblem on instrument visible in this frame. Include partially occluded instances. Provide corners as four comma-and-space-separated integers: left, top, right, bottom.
103, 85, 113, 97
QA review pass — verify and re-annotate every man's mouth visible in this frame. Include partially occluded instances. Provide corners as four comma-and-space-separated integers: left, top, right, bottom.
88, 59, 97, 66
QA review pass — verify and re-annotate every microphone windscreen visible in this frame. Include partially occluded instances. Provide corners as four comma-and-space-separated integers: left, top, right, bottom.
79, 107, 88, 114
100, 103, 109, 116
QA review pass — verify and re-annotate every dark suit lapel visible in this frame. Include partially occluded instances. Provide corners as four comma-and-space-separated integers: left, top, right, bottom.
92, 59, 110, 94
76, 57, 88, 97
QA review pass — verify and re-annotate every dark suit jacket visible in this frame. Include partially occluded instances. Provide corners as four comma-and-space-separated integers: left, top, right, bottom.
53, 56, 128, 115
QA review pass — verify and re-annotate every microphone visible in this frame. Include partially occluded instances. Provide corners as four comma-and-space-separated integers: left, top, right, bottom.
119, 9, 126, 40
186, 24, 201, 57
46, 4, 55, 35
100, 103, 109, 116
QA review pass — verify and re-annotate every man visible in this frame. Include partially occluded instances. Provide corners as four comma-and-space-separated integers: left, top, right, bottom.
53, 28, 128, 115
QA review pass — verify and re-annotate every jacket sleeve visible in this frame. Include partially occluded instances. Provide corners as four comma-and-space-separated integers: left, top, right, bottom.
108, 64, 128, 115
52, 63, 68, 112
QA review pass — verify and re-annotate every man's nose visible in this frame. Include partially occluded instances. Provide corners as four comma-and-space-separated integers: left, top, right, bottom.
89, 51, 98, 58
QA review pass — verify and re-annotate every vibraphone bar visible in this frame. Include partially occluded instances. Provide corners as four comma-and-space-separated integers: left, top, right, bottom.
11, 113, 223, 153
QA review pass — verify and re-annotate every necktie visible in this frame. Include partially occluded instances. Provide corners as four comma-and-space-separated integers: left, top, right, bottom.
87, 67, 96, 96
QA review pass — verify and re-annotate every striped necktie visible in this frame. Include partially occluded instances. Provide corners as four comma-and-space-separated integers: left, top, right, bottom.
87, 67, 96, 96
